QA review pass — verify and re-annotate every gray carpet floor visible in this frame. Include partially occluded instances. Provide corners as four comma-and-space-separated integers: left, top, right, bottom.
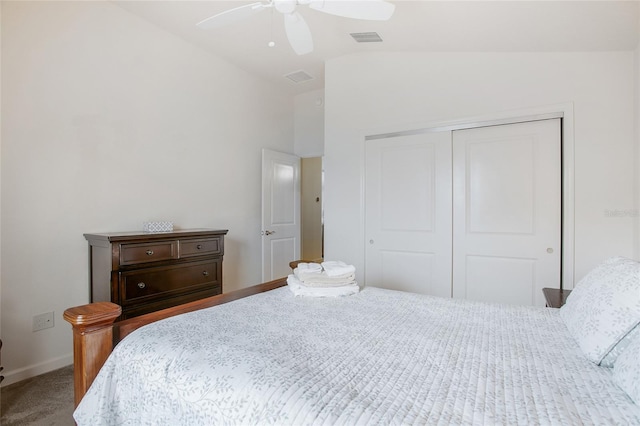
0, 365, 75, 426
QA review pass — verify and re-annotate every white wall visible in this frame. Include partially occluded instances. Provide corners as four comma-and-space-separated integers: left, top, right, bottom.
324, 52, 637, 285
294, 89, 324, 158
1, 1, 293, 385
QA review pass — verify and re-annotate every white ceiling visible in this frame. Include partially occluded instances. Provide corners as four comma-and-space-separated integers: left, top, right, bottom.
114, 1, 639, 95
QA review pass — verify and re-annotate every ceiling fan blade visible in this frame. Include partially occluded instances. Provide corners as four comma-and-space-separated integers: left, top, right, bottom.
284, 11, 314, 55
309, 0, 395, 21
197, 2, 267, 29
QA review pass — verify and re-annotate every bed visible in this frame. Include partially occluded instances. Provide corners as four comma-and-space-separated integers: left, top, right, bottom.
64, 258, 640, 425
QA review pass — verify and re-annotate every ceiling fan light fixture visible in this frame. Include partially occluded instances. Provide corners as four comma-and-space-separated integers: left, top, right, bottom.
274, 0, 297, 14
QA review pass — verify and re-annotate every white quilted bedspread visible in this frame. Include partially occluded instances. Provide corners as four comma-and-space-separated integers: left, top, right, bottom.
74, 287, 640, 425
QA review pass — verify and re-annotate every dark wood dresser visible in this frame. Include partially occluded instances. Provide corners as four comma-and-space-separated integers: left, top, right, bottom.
85, 229, 228, 319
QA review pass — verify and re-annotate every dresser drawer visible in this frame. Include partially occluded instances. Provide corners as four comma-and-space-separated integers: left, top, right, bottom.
180, 237, 223, 258
120, 259, 220, 306
119, 241, 177, 266
120, 288, 221, 319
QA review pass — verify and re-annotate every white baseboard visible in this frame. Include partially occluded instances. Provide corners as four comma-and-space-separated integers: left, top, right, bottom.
1, 353, 73, 387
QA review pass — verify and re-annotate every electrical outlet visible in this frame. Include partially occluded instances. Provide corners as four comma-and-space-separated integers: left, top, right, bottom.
33, 311, 54, 332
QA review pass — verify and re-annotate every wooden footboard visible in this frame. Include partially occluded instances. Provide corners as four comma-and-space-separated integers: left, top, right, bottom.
64, 277, 287, 407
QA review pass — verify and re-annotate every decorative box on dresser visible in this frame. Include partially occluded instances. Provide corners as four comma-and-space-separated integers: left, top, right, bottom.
85, 229, 228, 320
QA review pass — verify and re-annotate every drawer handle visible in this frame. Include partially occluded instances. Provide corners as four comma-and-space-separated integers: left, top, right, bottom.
196, 244, 203, 250
146, 250, 154, 256
202, 271, 209, 277
137, 282, 146, 289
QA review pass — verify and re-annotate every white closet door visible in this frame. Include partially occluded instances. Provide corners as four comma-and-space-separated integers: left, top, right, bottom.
452, 119, 561, 306
365, 132, 452, 297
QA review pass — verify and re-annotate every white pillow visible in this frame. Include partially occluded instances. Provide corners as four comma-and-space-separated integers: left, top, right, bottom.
601, 325, 640, 367
613, 333, 640, 405
560, 256, 640, 366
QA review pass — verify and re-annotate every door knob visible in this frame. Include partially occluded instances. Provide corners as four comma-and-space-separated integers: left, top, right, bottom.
264, 230, 276, 236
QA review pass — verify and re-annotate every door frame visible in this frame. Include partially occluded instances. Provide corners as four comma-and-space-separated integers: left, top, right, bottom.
361, 103, 576, 289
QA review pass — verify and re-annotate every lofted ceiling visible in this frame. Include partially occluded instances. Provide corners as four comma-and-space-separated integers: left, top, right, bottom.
114, 1, 639, 95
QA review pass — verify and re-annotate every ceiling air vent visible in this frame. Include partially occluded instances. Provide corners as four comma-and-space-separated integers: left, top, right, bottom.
284, 70, 314, 84
350, 32, 383, 43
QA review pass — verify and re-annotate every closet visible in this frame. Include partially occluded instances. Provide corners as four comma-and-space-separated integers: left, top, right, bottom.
364, 119, 561, 306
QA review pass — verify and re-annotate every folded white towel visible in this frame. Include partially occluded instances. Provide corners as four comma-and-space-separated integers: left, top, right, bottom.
287, 275, 360, 297
296, 262, 322, 273
321, 260, 356, 277
294, 268, 355, 285
299, 275, 356, 288
294, 268, 324, 282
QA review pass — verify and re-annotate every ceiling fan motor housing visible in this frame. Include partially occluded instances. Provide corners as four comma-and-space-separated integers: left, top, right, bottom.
274, 0, 297, 14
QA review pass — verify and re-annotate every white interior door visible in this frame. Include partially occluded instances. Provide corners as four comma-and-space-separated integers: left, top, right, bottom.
365, 132, 452, 297
452, 119, 561, 306
262, 149, 300, 281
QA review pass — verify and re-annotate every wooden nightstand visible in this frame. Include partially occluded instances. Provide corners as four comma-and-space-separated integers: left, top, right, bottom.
543, 288, 572, 308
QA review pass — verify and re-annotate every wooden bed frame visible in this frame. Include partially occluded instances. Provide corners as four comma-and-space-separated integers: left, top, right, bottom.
63, 277, 287, 407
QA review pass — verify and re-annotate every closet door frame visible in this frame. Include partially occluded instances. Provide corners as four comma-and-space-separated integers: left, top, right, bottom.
362, 103, 576, 289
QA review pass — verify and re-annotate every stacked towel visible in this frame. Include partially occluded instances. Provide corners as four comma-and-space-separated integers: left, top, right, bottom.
293, 262, 324, 282
288, 261, 359, 297
287, 275, 359, 298
321, 261, 356, 277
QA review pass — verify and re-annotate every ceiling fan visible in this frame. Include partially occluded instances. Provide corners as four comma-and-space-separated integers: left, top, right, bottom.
196, 0, 395, 55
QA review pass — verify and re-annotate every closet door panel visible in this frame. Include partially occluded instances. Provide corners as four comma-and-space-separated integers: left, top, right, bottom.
464, 256, 536, 306
365, 132, 452, 297
466, 138, 535, 234
452, 119, 561, 306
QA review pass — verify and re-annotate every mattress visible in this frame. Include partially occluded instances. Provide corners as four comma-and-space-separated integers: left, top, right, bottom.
73, 286, 640, 425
